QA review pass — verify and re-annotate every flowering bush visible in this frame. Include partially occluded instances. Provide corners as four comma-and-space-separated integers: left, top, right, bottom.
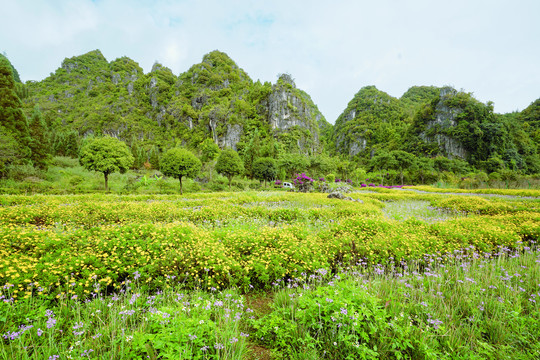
292, 173, 314, 193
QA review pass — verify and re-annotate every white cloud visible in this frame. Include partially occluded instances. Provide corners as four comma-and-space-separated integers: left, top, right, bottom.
1, 0, 539, 122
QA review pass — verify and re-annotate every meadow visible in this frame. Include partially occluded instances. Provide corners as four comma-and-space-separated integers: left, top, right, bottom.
1, 188, 539, 359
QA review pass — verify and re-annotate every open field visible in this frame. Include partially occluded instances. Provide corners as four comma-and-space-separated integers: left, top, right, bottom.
1, 188, 539, 359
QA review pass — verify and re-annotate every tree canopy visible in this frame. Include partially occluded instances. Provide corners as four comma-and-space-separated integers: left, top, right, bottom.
0, 55, 31, 163
79, 136, 134, 191
160, 148, 201, 194
252, 157, 277, 187
215, 148, 244, 190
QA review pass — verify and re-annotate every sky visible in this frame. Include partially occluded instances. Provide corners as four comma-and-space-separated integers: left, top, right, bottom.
1, 0, 539, 123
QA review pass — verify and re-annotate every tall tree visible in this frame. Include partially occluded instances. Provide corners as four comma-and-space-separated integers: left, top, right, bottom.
253, 157, 277, 187
200, 138, 220, 181
389, 150, 416, 185
160, 148, 201, 194
216, 148, 244, 190
28, 106, 51, 170
416, 157, 435, 185
277, 153, 310, 179
242, 129, 261, 179
0, 129, 19, 177
79, 136, 134, 191
369, 151, 396, 186
0, 55, 31, 162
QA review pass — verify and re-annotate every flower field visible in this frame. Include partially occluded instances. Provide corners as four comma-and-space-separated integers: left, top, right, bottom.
1, 188, 539, 359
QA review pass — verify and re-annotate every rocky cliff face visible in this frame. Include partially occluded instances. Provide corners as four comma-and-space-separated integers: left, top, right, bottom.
262, 74, 328, 154
418, 87, 468, 159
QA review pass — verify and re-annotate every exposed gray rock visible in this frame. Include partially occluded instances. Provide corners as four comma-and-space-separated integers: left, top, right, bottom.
327, 191, 363, 203
262, 75, 321, 154
349, 137, 367, 156
420, 87, 467, 159
328, 192, 345, 199
218, 124, 243, 150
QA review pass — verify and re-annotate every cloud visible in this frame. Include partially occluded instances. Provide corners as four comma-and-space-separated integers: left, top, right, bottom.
1, 0, 539, 121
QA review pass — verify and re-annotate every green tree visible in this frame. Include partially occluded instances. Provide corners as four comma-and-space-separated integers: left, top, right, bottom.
130, 141, 146, 170
242, 129, 261, 179
369, 151, 396, 186
79, 136, 134, 191
416, 157, 435, 184
160, 148, 202, 194
336, 159, 351, 180
390, 150, 416, 185
309, 154, 337, 178
216, 148, 244, 190
0, 129, 20, 177
200, 138, 220, 163
433, 156, 452, 172
0, 55, 31, 162
253, 157, 277, 187
200, 138, 220, 181
28, 106, 51, 170
277, 153, 310, 179
148, 145, 160, 170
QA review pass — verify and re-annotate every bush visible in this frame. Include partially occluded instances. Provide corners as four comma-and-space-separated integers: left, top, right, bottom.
51, 156, 79, 168
326, 173, 335, 183
6, 164, 43, 181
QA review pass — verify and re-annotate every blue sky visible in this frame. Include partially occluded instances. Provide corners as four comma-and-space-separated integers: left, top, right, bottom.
1, 0, 539, 123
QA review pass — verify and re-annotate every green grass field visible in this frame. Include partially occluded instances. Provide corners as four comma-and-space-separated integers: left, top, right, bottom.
1, 189, 539, 359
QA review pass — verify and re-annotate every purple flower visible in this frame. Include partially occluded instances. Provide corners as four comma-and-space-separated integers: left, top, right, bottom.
37, 328, 43, 337
46, 317, 56, 329
3, 331, 20, 340
427, 318, 443, 330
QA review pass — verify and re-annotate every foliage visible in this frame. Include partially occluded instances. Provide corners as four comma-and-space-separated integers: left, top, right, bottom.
79, 136, 134, 191
333, 86, 407, 158
215, 148, 244, 190
200, 138, 220, 163
159, 147, 202, 194
0, 285, 249, 359
252, 157, 277, 187
277, 153, 310, 179
0, 55, 31, 164
0, 190, 539, 358
251, 246, 540, 359
28, 106, 51, 170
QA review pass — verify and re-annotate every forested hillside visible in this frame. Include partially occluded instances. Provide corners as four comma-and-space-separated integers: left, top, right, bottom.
0, 49, 538, 189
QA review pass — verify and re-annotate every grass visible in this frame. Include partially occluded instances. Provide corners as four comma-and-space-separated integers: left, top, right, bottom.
2, 244, 538, 359
0, 188, 539, 359
250, 244, 540, 359
380, 200, 466, 223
